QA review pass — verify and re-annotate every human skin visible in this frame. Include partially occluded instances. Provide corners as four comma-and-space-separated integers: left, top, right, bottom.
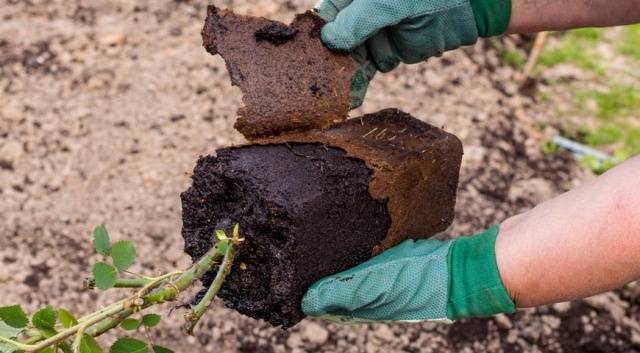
501, 2, 640, 306
496, 156, 640, 307
508, 0, 640, 34
470, 2, 640, 309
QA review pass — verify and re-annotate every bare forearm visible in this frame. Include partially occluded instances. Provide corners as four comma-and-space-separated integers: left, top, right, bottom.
496, 156, 640, 307
508, 0, 640, 34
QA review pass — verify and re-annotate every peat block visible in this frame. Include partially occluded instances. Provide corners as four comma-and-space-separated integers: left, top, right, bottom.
202, 5, 356, 139
182, 109, 463, 327
182, 143, 391, 328
255, 108, 464, 254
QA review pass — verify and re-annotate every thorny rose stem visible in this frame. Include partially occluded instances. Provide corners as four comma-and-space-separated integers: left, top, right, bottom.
0, 232, 243, 353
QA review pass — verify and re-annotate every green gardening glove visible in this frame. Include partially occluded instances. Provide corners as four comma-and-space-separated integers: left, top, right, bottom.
314, 0, 512, 108
302, 226, 516, 323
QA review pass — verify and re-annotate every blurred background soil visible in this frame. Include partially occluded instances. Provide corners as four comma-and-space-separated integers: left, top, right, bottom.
1, 1, 638, 352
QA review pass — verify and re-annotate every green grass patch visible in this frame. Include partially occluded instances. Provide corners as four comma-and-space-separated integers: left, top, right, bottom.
622, 127, 640, 155
578, 155, 617, 175
574, 84, 640, 119
580, 124, 640, 173
618, 24, 640, 61
538, 30, 605, 75
582, 124, 640, 153
584, 125, 624, 146
592, 84, 640, 119
541, 27, 640, 173
569, 28, 604, 42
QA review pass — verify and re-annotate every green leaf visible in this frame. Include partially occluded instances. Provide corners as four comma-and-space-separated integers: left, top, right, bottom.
38, 326, 57, 338
32, 306, 56, 330
92, 263, 118, 290
232, 223, 239, 239
0, 320, 22, 338
59, 342, 73, 353
110, 241, 136, 272
215, 239, 229, 256
0, 306, 29, 329
215, 229, 227, 241
110, 337, 148, 353
151, 346, 174, 353
0, 320, 22, 353
0, 342, 18, 353
58, 309, 78, 329
93, 225, 111, 256
119, 319, 140, 331
36, 347, 55, 353
141, 314, 161, 328
79, 334, 104, 353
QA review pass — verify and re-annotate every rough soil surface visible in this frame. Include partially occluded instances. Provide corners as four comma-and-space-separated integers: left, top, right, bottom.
1, 1, 638, 352
202, 5, 355, 139
182, 144, 390, 328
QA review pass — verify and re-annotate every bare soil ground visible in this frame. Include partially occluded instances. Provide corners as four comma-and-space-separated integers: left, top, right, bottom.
1, 1, 638, 352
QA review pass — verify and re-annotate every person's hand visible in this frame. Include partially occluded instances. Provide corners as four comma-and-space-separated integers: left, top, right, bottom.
314, 0, 512, 108
301, 226, 515, 323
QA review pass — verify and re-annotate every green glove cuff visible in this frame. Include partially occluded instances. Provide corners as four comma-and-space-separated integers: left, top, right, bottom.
469, 0, 512, 37
446, 225, 516, 320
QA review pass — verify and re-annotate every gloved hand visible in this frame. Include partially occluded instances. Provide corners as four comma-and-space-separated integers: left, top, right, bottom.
314, 0, 512, 108
302, 226, 516, 323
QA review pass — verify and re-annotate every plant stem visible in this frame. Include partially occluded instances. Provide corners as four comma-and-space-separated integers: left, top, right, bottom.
71, 326, 86, 353
114, 278, 151, 288
143, 243, 226, 304
182, 233, 242, 334
85, 309, 133, 337
136, 271, 183, 297
18, 240, 235, 352
26, 305, 124, 352
87, 242, 226, 337
0, 336, 32, 351
77, 299, 127, 324
124, 271, 155, 281
83, 277, 152, 290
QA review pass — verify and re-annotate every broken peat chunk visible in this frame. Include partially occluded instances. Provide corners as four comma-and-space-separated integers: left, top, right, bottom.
201, 5, 356, 139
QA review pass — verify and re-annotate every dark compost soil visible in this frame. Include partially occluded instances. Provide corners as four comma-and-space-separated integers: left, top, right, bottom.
181, 143, 391, 328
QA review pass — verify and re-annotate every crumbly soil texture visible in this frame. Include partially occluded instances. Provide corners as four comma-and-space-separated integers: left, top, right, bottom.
181, 143, 391, 328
